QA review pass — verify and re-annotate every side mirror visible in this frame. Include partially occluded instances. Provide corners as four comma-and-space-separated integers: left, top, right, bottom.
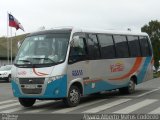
72, 36, 80, 41
70, 36, 80, 46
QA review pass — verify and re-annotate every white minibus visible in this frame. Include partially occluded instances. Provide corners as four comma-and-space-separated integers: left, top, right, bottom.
11, 28, 153, 107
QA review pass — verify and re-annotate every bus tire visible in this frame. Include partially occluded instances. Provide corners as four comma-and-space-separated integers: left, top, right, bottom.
119, 78, 135, 94
63, 86, 80, 107
19, 98, 36, 107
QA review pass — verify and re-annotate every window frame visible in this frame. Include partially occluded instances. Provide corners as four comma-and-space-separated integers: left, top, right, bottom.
68, 32, 88, 64
97, 34, 116, 59
127, 35, 142, 57
139, 36, 152, 57
86, 33, 101, 60
113, 34, 130, 58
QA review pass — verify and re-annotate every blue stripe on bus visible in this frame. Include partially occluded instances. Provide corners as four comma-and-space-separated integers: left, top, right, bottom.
83, 81, 128, 95
11, 81, 22, 97
137, 57, 152, 83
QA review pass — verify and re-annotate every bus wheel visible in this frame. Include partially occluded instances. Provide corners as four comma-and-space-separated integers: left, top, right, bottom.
63, 86, 80, 107
19, 98, 36, 107
119, 78, 135, 94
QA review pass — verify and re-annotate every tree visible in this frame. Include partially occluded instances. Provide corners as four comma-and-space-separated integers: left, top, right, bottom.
141, 20, 160, 70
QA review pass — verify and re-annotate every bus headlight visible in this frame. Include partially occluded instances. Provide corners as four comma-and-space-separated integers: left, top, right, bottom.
48, 75, 63, 84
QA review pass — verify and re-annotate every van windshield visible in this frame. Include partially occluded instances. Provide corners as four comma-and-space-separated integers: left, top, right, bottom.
15, 33, 70, 67
0, 65, 12, 71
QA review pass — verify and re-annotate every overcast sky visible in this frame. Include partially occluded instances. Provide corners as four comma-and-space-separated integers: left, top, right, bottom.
0, 0, 160, 37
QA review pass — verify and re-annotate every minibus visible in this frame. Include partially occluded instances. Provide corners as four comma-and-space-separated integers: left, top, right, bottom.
11, 28, 153, 107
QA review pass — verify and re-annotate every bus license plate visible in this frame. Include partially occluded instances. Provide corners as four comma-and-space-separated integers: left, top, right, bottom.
25, 84, 37, 89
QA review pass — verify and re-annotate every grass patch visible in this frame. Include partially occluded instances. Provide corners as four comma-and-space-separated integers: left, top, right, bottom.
0, 34, 28, 58
153, 72, 160, 78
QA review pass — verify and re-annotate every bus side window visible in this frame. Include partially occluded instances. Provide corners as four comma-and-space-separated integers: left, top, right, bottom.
98, 34, 116, 59
69, 36, 87, 63
113, 35, 129, 58
127, 36, 141, 57
139, 36, 151, 57
87, 34, 100, 60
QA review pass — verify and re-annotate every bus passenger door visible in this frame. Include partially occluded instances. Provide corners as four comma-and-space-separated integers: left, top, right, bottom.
84, 34, 104, 94
67, 33, 90, 95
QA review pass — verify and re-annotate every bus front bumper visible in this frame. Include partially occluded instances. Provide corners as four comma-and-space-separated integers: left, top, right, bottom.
11, 75, 67, 99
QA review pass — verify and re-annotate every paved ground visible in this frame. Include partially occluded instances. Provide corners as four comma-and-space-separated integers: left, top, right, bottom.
0, 78, 160, 120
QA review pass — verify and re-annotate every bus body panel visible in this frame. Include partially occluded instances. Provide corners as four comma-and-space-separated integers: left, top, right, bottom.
67, 57, 152, 95
11, 28, 153, 102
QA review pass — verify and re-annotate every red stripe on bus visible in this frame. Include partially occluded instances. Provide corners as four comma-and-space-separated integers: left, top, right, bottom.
33, 68, 48, 76
109, 57, 143, 80
83, 79, 102, 84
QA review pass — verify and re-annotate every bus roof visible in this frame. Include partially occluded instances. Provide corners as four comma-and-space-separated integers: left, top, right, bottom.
28, 27, 148, 37
71, 28, 148, 36
27, 28, 72, 37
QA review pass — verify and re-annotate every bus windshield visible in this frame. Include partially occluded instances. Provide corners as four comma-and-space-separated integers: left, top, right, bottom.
15, 33, 70, 67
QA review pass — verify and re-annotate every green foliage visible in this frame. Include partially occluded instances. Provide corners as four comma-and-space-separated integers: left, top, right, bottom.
153, 72, 160, 78
0, 34, 28, 59
141, 20, 160, 70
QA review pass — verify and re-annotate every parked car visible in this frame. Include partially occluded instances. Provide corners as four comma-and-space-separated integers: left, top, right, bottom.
0, 65, 12, 82
157, 68, 160, 73
153, 66, 156, 73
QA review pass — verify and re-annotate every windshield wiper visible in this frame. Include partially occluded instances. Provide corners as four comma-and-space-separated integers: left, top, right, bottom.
17, 60, 33, 64
44, 57, 56, 63
15, 59, 34, 67
32, 57, 56, 63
